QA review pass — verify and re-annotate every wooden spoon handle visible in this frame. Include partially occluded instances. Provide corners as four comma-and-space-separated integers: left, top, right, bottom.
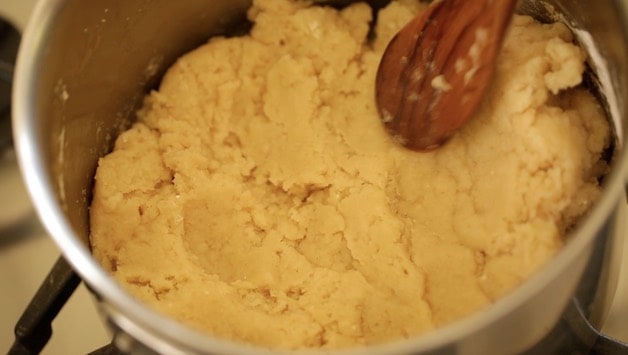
376, 0, 517, 151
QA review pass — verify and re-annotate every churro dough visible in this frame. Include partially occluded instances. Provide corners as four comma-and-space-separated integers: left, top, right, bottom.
90, 0, 611, 349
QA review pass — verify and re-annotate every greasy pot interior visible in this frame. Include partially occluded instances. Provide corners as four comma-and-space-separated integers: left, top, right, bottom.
12, 0, 628, 353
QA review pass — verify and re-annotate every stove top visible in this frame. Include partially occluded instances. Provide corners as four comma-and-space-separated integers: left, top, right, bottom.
0, 1, 627, 354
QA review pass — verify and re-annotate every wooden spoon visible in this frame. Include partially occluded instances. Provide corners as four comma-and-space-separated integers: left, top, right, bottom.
375, 0, 517, 151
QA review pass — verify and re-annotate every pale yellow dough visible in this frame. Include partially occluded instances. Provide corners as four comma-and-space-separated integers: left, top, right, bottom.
90, 0, 611, 349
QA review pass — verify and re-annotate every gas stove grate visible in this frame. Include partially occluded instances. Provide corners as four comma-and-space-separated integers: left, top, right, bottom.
0, 14, 120, 355
8, 256, 121, 355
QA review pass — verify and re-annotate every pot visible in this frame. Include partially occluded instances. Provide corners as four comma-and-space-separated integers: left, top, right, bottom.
11, 0, 628, 354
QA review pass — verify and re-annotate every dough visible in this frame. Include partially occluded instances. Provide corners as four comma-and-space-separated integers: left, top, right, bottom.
90, 0, 611, 349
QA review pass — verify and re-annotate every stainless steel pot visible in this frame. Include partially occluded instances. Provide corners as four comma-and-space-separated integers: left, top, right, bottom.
12, 0, 628, 354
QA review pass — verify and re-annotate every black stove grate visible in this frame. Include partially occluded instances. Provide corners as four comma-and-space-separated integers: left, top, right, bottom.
9, 257, 81, 355
8, 256, 121, 355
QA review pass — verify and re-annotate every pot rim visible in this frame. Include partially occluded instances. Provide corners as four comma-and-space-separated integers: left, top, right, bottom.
12, 0, 628, 353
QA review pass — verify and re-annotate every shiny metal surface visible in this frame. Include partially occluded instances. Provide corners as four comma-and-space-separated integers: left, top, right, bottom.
12, 0, 628, 354
19, 0, 252, 246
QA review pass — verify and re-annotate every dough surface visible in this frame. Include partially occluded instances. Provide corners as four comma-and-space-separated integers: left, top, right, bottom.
90, 0, 611, 349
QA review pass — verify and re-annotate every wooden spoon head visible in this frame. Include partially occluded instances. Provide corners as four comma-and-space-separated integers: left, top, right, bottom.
375, 0, 517, 151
